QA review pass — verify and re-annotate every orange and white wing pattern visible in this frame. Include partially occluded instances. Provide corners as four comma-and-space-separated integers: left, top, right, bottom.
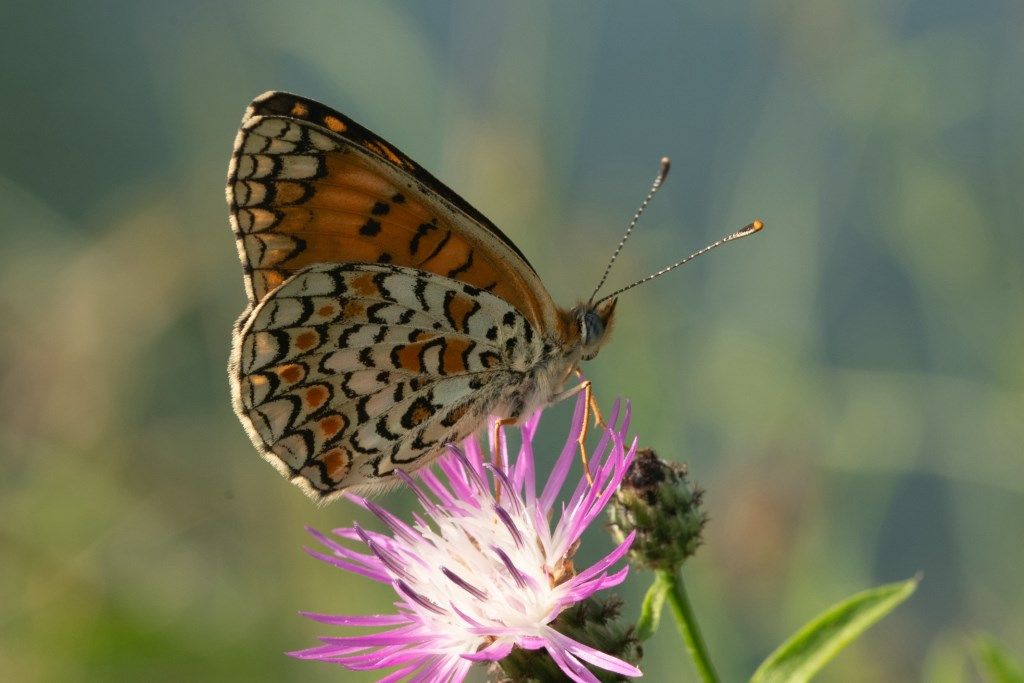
227, 91, 560, 332
226, 92, 568, 500
232, 263, 544, 499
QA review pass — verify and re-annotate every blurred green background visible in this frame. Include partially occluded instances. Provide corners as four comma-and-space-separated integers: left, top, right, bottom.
2, 1, 1021, 681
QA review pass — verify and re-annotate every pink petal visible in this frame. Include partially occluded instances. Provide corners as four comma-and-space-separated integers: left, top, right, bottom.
460, 639, 514, 662
545, 645, 602, 683
567, 532, 633, 586
304, 548, 388, 583
287, 643, 367, 659
540, 393, 588, 512
298, 611, 412, 626
417, 468, 456, 506
547, 628, 643, 677
436, 453, 479, 503
516, 432, 537, 504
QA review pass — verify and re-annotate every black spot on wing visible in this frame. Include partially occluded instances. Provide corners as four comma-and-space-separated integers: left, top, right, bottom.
360, 219, 382, 236
249, 370, 281, 400
421, 230, 451, 265
408, 429, 438, 454
250, 328, 291, 371
280, 428, 314, 466
316, 354, 339, 376
348, 431, 379, 455
327, 268, 349, 296
355, 396, 371, 424
338, 323, 364, 348
461, 340, 476, 368
389, 345, 406, 370
375, 416, 401, 441
305, 455, 334, 486
410, 222, 437, 256
418, 337, 446, 370
339, 372, 358, 399
414, 277, 430, 311
366, 302, 389, 324
447, 249, 474, 278
401, 395, 437, 429
373, 272, 394, 300
479, 350, 501, 368
258, 393, 303, 435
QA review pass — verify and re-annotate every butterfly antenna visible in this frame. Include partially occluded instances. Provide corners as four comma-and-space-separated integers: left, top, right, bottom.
588, 157, 672, 304
594, 219, 764, 305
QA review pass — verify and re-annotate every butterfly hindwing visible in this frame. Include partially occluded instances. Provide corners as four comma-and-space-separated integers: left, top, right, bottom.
230, 263, 544, 499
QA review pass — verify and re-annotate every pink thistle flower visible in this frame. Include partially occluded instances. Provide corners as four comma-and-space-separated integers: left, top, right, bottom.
291, 394, 642, 682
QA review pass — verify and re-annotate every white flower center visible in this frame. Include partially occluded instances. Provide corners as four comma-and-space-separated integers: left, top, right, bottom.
398, 495, 565, 643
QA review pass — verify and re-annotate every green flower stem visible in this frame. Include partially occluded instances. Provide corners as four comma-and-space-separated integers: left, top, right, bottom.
659, 569, 720, 683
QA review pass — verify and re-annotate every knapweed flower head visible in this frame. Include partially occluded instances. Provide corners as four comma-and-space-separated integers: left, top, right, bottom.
293, 394, 642, 682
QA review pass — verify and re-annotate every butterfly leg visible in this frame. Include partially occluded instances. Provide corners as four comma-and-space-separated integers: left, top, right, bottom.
575, 369, 606, 429
491, 417, 518, 472
575, 371, 609, 485
491, 417, 518, 504
549, 379, 599, 485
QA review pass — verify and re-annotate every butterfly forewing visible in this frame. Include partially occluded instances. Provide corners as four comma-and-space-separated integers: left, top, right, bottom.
227, 91, 560, 332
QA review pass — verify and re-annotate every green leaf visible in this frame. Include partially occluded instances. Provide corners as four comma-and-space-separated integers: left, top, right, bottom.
751, 576, 919, 683
634, 577, 669, 642
975, 635, 1024, 682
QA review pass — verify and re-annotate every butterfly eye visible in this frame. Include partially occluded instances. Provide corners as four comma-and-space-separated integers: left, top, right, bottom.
581, 309, 605, 347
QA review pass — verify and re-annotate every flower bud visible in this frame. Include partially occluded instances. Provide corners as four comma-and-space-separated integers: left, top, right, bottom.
607, 448, 707, 571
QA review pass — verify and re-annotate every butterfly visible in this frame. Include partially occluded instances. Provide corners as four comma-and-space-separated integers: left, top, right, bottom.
227, 91, 762, 502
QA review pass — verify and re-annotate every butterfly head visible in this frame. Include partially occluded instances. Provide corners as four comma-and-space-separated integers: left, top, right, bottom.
573, 298, 618, 361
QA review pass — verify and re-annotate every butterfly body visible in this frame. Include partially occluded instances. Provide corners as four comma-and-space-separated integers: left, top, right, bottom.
227, 92, 615, 500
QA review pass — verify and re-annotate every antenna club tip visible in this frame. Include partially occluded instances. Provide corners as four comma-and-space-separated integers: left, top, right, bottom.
658, 156, 671, 179
727, 219, 765, 241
